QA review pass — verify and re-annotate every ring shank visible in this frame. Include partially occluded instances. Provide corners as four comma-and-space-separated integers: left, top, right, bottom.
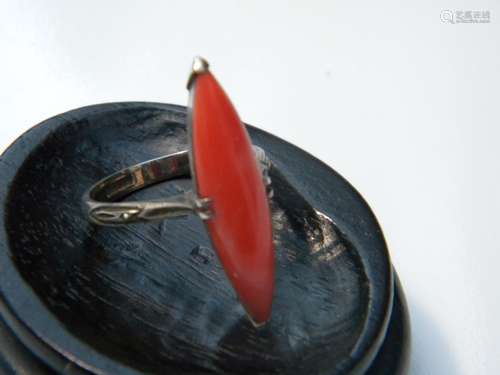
85, 151, 201, 225
85, 147, 271, 226
89, 150, 191, 202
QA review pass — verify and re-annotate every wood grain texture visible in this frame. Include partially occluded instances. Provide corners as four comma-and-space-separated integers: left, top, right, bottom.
0, 103, 406, 374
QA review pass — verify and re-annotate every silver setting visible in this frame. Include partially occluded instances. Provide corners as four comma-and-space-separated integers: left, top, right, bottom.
253, 145, 274, 199
186, 56, 210, 89
85, 147, 272, 226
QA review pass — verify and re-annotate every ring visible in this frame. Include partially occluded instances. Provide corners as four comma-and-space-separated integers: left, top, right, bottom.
85, 146, 272, 225
85, 57, 276, 327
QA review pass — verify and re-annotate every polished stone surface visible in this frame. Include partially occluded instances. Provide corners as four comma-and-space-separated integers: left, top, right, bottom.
190, 72, 274, 324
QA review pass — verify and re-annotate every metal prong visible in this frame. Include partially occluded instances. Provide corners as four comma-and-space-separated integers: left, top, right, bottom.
187, 56, 210, 89
263, 175, 272, 187
192, 56, 209, 73
267, 188, 274, 199
194, 197, 213, 220
246, 311, 269, 329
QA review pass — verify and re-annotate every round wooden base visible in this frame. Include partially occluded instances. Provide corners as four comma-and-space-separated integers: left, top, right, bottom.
0, 103, 409, 374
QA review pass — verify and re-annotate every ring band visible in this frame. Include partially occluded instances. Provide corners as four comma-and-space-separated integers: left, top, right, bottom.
85, 146, 272, 226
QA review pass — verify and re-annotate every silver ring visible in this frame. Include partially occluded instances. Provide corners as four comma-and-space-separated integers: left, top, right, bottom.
84, 146, 272, 226
85, 56, 277, 326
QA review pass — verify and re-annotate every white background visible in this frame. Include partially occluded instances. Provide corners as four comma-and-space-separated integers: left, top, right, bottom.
1, 1, 499, 374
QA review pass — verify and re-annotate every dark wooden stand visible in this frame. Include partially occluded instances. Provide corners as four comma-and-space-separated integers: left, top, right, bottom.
0, 103, 410, 374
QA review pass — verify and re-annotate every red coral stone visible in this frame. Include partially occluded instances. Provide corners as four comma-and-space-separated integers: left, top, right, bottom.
190, 71, 275, 325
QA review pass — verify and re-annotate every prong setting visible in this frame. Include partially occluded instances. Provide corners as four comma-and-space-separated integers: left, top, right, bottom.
194, 197, 213, 220
187, 56, 210, 89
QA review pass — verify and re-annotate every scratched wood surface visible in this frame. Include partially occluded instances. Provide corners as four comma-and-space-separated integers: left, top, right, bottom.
0, 103, 404, 374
